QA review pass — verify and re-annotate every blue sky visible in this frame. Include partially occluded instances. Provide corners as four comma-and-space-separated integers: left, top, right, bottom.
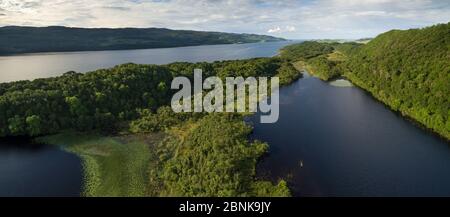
0, 0, 449, 39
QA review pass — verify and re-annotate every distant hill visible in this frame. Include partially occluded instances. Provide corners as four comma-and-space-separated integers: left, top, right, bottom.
0, 26, 285, 55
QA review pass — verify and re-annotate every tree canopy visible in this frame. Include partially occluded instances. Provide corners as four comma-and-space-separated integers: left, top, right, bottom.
0, 57, 299, 137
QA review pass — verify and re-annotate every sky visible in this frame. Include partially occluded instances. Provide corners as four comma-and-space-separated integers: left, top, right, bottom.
0, 0, 449, 39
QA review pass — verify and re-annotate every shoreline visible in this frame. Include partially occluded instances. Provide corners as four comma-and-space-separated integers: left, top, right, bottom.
297, 59, 449, 142
348, 79, 450, 143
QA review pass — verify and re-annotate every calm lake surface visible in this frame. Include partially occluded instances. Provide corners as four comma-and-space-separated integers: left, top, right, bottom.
0, 138, 82, 196
1, 41, 449, 196
0, 41, 294, 83
250, 73, 450, 196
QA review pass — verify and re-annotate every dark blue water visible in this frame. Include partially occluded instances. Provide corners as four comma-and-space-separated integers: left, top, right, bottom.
0, 138, 82, 196
250, 74, 450, 196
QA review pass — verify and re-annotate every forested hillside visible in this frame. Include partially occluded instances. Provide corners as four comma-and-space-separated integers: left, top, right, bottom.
0, 26, 285, 55
281, 23, 450, 140
280, 41, 361, 80
344, 23, 449, 140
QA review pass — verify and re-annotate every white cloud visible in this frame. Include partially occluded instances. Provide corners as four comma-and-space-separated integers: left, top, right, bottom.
0, 0, 449, 39
268, 25, 296, 33
268, 26, 281, 33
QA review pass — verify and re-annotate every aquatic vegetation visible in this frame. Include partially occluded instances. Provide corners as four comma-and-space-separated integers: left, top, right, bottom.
37, 132, 164, 196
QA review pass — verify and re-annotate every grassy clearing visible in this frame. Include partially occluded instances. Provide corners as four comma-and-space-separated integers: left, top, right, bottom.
37, 132, 165, 197
292, 61, 307, 71
327, 51, 347, 62
292, 60, 323, 79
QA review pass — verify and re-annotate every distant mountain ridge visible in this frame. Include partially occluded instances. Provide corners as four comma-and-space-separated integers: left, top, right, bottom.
0, 26, 285, 55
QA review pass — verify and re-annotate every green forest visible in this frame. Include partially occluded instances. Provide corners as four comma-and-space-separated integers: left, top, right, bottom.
281, 23, 450, 140
0, 26, 285, 55
1, 57, 299, 196
1, 22, 448, 197
0, 57, 299, 137
344, 23, 449, 140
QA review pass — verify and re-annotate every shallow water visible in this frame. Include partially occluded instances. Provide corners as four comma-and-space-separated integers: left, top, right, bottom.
329, 79, 353, 87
